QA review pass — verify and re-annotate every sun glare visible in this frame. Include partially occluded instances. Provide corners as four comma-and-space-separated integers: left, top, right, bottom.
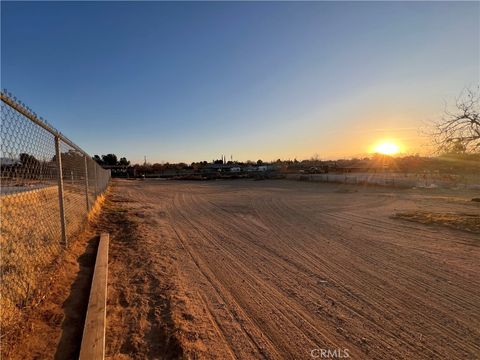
374, 141, 400, 155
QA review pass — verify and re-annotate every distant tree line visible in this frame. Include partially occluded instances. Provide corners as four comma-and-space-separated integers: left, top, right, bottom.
93, 154, 130, 166
125, 152, 479, 177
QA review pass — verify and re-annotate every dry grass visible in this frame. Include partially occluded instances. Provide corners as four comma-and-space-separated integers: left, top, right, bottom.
1, 186, 107, 333
1, 187, 61, 330
393, 210, 480, 234
87, 192, 107, 222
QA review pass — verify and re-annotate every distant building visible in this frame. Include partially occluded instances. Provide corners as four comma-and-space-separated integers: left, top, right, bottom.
101, 164, 132, 177
0, 157, 22, 167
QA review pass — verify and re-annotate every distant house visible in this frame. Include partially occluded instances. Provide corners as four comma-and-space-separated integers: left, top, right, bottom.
202, 163, 244, 173
258, 165, 278, 172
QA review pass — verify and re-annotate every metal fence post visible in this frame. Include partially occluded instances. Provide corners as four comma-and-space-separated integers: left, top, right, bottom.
93, 163, 98, 198
84, 156, 90, 211
55, 135, 67, 246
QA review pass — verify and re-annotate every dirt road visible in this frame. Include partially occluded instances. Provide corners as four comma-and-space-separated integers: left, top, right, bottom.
103, 179, 480, 359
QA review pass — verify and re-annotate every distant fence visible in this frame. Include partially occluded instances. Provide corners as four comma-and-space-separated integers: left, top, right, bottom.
1, 91, 111, 328
286, 172, 480, 190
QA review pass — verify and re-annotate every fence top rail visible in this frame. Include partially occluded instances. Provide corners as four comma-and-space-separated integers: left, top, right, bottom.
1, 90, 90, 159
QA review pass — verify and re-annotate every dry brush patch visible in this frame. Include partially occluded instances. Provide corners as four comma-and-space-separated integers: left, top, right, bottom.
393, 210, 480, 234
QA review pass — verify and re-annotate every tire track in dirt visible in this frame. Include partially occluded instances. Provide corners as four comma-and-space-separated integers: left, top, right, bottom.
173, 191, 325, 358
254, 196, 435, 358
266, 194, 478, 358
169, 203, 281, 359
182, 191, 430, 358
175, 192, 344, 358
200, 188, 480, 358
198, 292, 240, 360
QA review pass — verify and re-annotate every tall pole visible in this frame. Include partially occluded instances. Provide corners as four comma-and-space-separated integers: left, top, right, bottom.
55, 136, 67, 246
84, 156, 90, 211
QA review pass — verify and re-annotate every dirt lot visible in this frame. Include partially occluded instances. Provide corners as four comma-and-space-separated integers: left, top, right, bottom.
99, 179, 479, 359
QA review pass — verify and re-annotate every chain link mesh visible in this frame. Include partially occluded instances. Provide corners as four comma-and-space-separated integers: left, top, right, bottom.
0, 92, 110, 328
60, 141, 89, 239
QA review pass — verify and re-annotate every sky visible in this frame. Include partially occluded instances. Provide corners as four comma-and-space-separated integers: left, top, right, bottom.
2, 1, 479, 164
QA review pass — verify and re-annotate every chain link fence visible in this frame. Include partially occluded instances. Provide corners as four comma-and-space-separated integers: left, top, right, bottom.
1, 91, 111, 329
287, 172, 480, 189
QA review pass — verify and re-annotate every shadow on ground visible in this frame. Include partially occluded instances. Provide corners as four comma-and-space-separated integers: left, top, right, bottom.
54, 236, 98, 360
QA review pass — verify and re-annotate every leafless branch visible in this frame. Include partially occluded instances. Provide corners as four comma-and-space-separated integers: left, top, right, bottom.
432, 86, 480, 154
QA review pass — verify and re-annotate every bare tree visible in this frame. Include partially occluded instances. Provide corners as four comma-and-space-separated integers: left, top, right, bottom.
433, 86, 480, 153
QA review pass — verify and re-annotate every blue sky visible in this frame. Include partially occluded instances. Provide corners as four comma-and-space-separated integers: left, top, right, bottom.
2, 1, 478, 163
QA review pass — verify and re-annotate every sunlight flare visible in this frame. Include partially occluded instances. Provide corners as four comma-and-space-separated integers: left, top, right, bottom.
373, 141, 400, 155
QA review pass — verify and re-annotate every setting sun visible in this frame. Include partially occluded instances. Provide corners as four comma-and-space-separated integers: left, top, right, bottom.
373, 141, 400, 155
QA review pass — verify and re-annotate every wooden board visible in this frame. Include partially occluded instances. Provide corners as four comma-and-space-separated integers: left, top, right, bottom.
79, 233, 109, 360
